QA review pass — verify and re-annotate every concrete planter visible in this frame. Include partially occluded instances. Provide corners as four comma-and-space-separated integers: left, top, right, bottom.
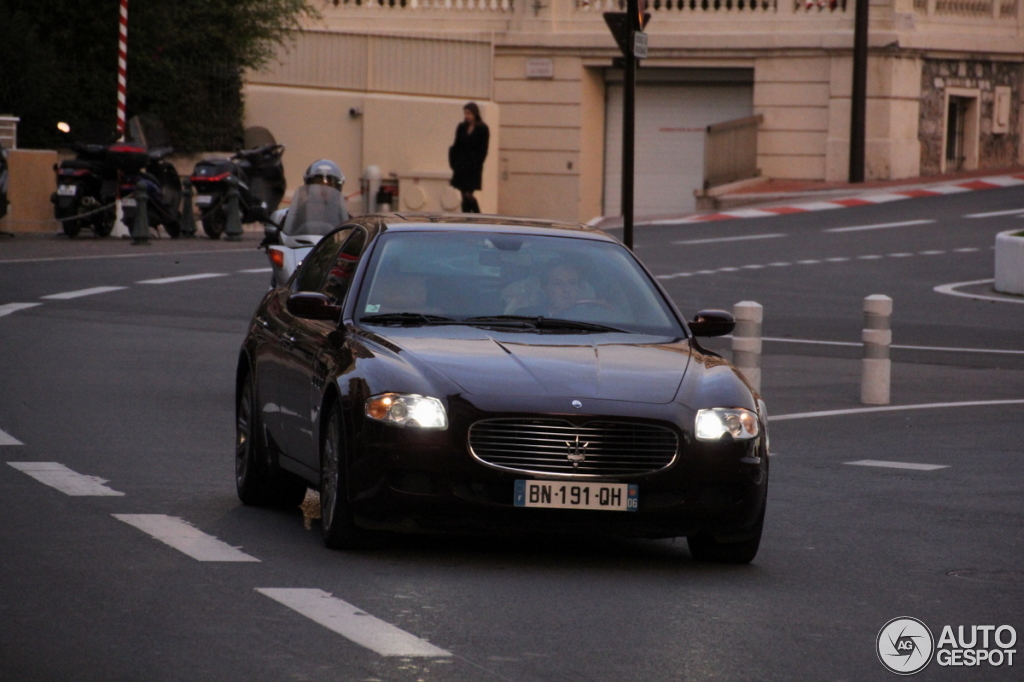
994, 230, 1024, 295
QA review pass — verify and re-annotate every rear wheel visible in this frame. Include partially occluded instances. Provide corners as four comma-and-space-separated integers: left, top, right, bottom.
687, 498, 766, 564
202, 206, 226, 239
61, 219, 82, 238
236, 374, 307, 508
320, 406, 375, 549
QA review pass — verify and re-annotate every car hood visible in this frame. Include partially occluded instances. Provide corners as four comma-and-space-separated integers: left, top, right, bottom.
369, 327, 693, 404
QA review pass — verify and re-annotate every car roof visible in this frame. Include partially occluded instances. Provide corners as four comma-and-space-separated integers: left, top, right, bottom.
349, 213, 618, 243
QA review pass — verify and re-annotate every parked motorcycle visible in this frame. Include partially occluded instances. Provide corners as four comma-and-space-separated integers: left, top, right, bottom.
51, 117, 182, 238
51, 122, 118, 237
189, 126, 285, 240
261, 182, 349, 287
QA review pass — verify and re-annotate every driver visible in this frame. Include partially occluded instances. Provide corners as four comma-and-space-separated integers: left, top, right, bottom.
542, 262, 588, 316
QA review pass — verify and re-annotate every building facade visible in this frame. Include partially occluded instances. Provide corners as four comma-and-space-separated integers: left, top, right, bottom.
243, 0, 1024, 222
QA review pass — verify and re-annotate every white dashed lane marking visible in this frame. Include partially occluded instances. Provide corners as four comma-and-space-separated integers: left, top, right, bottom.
113, 514, 260, 562
845, 460, 949, 471
0, 428, 23, 446
0, 303, 42, 318
656, 246, 988, 280
237, 268, 273, 274
41, 286, 128, 300
673, 233, 787, 245
137, 273, 228, 285
256, 588, 452, 657
8, 462, 124, 496
824, 219, 935, 233
964, 207, 1024, 218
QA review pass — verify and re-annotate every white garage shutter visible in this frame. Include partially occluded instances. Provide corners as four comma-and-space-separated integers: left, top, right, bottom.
604, 81, 753, 218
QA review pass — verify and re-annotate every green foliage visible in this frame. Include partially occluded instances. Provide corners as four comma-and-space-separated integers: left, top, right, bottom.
0, 0, 317, 151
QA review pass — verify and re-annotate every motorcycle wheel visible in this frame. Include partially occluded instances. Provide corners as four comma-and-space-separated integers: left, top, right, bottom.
201, 207, 227, 240
62, 219, 82, 238
93, 210, 115, 237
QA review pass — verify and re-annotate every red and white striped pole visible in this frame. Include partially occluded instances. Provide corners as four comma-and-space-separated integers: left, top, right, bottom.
112, 0, 132, 238
116, 0, 129, 139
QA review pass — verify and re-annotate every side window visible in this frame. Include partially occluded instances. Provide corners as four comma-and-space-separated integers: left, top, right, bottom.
321, 229, 368, 304
293, 227, 353, 292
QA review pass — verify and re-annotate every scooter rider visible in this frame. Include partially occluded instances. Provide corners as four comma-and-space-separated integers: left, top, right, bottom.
303, 159, 345, 190
262, 159, 348, 247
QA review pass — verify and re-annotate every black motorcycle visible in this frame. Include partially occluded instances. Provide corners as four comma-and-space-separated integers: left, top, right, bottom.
189, 126, 285, 240
51, 117, 182, 238
114, 144, 182, 238
52, 123, 118, 238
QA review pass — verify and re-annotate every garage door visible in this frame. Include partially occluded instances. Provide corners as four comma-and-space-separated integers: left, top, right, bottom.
604, 78, 753, 218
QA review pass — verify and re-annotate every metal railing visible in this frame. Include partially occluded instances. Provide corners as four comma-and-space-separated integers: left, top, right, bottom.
703, 114, 762, 190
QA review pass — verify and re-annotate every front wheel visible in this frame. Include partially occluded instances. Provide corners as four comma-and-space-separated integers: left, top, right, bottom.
687, 498, 766, 564
320, 406, 375, 549
236, 374, 307, 508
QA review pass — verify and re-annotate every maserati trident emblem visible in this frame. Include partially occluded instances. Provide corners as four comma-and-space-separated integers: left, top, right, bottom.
572, 400, 583, 409
566, 435, 590, 467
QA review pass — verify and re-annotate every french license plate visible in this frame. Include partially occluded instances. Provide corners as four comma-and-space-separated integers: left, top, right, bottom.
57, 184, 76, 196
121, 197, 136, 208
194, 194, 213, 206
514, 480, 638, 512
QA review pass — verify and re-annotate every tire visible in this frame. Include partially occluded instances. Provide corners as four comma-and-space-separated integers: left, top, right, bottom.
687, 498, 766, 565
202, 206, 226, 240
163, 220, 181, 239
62, 219, 82, 238
236, 374, 307, 508
93, 217, 114, 237
320, 405, 374, 549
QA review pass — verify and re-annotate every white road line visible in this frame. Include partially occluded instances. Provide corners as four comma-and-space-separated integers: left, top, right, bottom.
857, 254, 883, 260
0, 248, 253, 265
919, 250, 945, 255
934, 278, 1024, 305
0, 428, 23, 446
113, 514, 259, 562
953, 247, 980, 253
825, 257, 850, 262
769, 399, 1024, 422
741, 264, 765, 269
8, 462, 124, 496
768, 262, 790, 267
797, 259, 821, 264
718, 267, 740, 272
137, 273, 228, 285
794, 201, 844, 212
256, 588, 451, 657
238, 268, 273, 274
845, 460, 949, 471
761, 335, 1024, 355
672, 233, 787, 245
964, 208, 1024, 218
825, 219, 935, 233
0, 303, 43, 318
888, 253, 914, 257
925, 184, 971, 195
41, 286, 128, 300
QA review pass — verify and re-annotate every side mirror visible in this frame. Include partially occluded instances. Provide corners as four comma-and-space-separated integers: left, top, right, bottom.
286, 292, 341, 321
689, 309, 735, 337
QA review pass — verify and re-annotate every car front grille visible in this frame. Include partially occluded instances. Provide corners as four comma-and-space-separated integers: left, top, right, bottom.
468, 418, 679, 477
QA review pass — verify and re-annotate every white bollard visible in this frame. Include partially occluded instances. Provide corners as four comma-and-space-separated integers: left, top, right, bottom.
363, 165, 382, 214
861, 294, 892, 405
732, 301, 763, 393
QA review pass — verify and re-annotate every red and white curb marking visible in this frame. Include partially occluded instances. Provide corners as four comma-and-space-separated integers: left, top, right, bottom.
646, 173, 1024, 225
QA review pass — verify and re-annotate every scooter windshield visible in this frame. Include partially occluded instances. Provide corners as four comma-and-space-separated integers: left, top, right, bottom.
282, 184, 348, 237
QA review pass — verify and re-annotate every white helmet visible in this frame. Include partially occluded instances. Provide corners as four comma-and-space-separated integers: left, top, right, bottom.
303, 159, 344, 189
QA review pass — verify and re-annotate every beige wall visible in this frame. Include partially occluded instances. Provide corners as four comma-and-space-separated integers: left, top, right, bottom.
244, 85, 498, 214
1, 149, 58, 233
755, 56, 832, 181
493, 55, 589, 222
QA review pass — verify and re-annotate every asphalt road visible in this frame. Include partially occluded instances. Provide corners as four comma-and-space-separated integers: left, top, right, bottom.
1, 187, 1022, 681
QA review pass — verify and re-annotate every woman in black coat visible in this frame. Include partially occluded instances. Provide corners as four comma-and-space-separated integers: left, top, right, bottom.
448, 102, 489, 213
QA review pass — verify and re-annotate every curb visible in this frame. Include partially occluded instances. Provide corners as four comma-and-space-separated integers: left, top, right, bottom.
591, 171, 1024, 228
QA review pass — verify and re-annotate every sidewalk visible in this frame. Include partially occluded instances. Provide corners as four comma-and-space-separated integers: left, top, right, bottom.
590, 166, 1024, 229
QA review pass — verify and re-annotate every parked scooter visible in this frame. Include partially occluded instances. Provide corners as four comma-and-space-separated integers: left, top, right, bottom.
189, 126, 285, 240
51, 122, 118, 238
51, 117, 182, 238
261, 181, 349, 287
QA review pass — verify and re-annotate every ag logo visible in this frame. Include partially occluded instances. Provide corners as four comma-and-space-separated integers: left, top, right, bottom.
877, 617, 935, 675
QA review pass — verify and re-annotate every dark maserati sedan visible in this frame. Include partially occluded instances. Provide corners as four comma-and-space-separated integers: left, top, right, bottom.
235, 214, 769, 563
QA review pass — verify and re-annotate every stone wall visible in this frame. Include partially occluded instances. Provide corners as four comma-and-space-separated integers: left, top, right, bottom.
919, 59, 1024, 175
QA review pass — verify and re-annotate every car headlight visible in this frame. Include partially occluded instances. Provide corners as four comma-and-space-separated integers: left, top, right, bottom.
365, 393, 448, 429
695, 408, 760, 441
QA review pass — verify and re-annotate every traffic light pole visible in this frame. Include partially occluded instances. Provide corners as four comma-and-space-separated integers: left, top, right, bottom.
849, 0, 869, 183
621, 0, 639, 251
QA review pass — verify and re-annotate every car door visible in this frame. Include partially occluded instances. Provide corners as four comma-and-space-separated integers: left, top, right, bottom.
276, 227, 364, 471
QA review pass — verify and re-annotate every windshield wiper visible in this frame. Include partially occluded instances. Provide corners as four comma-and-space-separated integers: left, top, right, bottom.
359, 312, 457, 327
463, 315, 625, 333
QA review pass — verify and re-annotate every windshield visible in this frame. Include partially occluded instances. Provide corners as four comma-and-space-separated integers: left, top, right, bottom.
282, 184, 348, 237
355, 231, 683, 335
